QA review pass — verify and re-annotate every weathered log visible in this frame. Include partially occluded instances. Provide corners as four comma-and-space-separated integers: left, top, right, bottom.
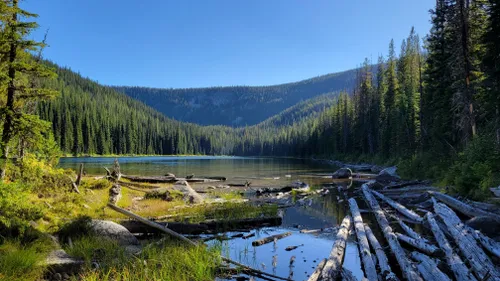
380, 186, 438, 195
389, 213, 429, 243
307, 259, 326, 281
410, 251, 452, 281
75, 163, 84, 186
361, 184, 423, 281
108, 184, 121, 204
121, 216, 282, 235
285, 244, 303, 251
371, 189, 423, 223
364, 224, 399, 281
341, 267, 358, 281
472, 229, 500, 259
425, 212, 477, 281
242, 232, 256, 239
320, 215, 352, 281
348, 198, 378, 281
251, 232, 292, 246
121, 174, 222, 183
432, 198, 500, 280
430, 191, 500, 223
395, 232, 443, 257
107, 203, 289, 281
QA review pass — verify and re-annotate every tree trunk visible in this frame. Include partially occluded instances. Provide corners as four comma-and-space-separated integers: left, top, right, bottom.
251, 232, 292, 247
395, 232, 443, 257
430, 191, 500, 223
390, 213, 429, 243
432, 198, 500, 280
75, 163, 84, 186
361, 184, 423, 281
0, 0, 19, 181
425, 213, 476, 281
410, 251, 452, 281
371, 189, 423, 223
348, 198, 378, 281
364, 224, 399, 281
307, 259, 326, 281
321, 215, 352, 281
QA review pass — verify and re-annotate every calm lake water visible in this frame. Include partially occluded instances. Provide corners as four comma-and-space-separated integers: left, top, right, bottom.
59, 156, 374, 281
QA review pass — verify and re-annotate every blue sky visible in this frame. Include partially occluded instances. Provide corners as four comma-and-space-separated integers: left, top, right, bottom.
22, 0, 434, 88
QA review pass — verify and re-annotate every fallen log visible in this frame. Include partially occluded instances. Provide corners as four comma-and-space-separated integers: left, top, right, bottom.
121, 216, 282, 235
430, 191, 500, 223
107, 203, 289, 281
252, 232, 292, 247
472, 229, 500, 259
242, 233, 256, 239
371, 189, 423, 223
425, 213, 477, 281
307, 259, 326, 281
389, 213, 429, 243
410, 251, 452, 281
285, 244, 303, 251
364, 224, 399, 281
432, 198, 500, 280
341, 267, 358, 281
121, 174, 223, 184
361, 184, 423, 281
348, 198, 378, 281
380, 186, 438, 195
320, 215, 352, 281
395, 233, 443, 257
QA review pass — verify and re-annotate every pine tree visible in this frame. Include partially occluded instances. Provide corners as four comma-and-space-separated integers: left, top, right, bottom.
0, 0, 58, 179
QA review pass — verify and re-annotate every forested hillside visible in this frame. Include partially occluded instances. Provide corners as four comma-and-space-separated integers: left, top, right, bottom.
112, 69, 357, 126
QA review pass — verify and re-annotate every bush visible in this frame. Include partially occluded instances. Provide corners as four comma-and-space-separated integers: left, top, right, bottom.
0, 182, 44, 240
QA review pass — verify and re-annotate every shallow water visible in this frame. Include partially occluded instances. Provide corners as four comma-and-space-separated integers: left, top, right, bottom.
59, 156, 377, 281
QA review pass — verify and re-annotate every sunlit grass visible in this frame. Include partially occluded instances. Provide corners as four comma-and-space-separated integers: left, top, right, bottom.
0, 239, 52, 281
67, 235, 221, 281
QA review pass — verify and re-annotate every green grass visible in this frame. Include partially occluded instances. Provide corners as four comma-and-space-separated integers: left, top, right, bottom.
67, 235, 221, 281
0, 239, 52, 281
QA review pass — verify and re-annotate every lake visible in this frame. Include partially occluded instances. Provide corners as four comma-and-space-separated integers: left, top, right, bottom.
59, 156, 369, 281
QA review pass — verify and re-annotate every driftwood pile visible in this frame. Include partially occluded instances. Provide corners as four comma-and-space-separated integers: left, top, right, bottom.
310, 180, 500, 281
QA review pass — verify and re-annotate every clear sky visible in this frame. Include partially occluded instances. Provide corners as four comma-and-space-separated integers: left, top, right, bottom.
22, 0, 434, 88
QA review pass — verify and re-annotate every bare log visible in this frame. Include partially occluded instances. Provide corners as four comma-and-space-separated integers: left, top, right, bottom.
364, 224, 399, 281
320, 215, 352, 281
432, 198, 500, 280
430, 191, 500, 223
371, 189, 423, 223
389, 213, 429, 243
307, 259, 326, 281
395, 232, 443, 257
410, 251, 452, 281
173, 181, 203, 204
425, 213, 477, 281
107, 203, 289, 281
121, 216, 282, 235
361, 184, 423, 281
472, 229, 500, 259
348, 198, 378, 281
252, 232, 292, 246
341, 267, 358, 281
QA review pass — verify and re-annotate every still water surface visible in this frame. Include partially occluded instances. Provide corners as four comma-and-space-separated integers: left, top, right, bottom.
59, 156, 368, 281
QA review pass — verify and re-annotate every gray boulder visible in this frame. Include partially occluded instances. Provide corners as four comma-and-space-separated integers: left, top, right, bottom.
376, 166, 400, 182
466, 216, 500, 238
332, 168, 352, 179
89, 220, 139, 246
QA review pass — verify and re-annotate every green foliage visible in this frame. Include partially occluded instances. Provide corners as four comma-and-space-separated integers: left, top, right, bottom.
0, 239, 51, 281
0, 182, 44, 239
67, 235, 221, 281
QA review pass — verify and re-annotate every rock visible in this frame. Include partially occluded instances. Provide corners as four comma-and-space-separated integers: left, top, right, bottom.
44, 249, 83, 275
332, 168, 352, 179
173, 181, 203, 204
465, 216, 500, 237
89, 220, 139, 246
144, 187, 171, 201
53, 273, 62, 281
207, 186, 217, 190
490, 186, 500, 198
288, 181, 310, 191
62, 273, 70, 280
108, 184, 122, 204
165, 173, 176, 178
376, 166, 401, 182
